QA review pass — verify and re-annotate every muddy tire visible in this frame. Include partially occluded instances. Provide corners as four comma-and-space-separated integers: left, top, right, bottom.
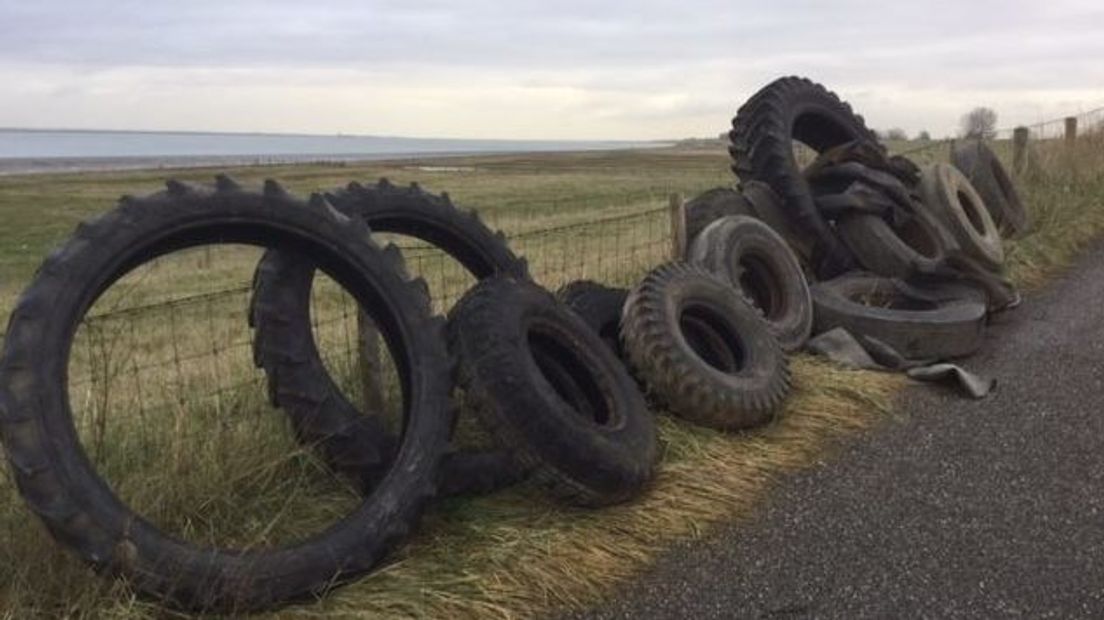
729, 76, 881, 278
688, 215, 813, 352
448, 276, 656, 506
684, 187, 756, 248
0, 177, 451, 612
919, 163, 1004, 270
836, 200, 957, 279
556, 280, 629, 359
811, 272, 987, 360
250, 179, 527, 496
952, 140, 1029, 237
621, 262, 791, 430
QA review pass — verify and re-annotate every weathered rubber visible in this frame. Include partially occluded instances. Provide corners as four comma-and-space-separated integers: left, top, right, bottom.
683, 186, 756, 249
919, 163, 1004, 271
811, 272, 987, 360
0, 177, 452, 612
729, 76, 881, 278
952, 140, 1029, 237
741, 180, 814, 265
688, 215, 813, 352
835, 197, 957, 280
250, 179, 527, 496
449, 276, 656, 507
556, 280, 629, 360
621, 262, 791, 430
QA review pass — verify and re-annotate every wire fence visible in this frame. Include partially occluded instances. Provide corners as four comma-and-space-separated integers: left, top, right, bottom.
29, 103, 1104, 473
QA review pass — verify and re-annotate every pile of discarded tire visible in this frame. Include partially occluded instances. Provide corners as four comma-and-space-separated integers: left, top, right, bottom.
0, 76, 1026, 612
685, 76, 1027, 392
0, 174, 788, 612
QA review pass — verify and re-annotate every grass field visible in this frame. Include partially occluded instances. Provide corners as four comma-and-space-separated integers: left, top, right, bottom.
1, 133, 1103, 618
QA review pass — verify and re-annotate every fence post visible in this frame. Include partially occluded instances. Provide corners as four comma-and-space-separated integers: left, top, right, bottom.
669, 193, 686, 260
1065, 116, 1078, 146
1012, 126, 1029, 174
357, 309, 385, 414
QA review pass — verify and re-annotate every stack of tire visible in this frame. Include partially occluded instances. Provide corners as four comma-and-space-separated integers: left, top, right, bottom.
687, 76, 1028, 365
0, 178, 659, 612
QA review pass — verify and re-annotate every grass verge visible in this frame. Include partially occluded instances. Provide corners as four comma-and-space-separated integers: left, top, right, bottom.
0, 135, 1102, 618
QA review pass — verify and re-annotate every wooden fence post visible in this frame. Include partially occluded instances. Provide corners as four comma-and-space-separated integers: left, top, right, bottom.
669, 193, 686, 260
1065, 116, 1078, 146
1012, 126, 1029, 174
357, 309, 385, 414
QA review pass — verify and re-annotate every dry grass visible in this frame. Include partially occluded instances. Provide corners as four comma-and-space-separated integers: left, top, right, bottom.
0, 136, 1102, 619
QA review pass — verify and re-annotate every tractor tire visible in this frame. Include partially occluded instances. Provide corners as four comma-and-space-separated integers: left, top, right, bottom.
556, 280, 629, 360
919, 163, 1004, 270
621, 262, 791, 431
0, 177, 451, 612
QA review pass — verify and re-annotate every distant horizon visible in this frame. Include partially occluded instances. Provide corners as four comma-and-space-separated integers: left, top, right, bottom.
0, 126, 668, 143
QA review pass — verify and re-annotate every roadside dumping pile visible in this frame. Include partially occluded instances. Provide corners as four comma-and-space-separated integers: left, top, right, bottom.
0, 76, 1025, 612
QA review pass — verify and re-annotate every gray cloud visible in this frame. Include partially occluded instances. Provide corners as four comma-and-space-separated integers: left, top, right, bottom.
1, 0, 1102, 138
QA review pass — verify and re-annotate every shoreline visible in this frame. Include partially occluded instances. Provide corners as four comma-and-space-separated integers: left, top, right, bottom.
0, 145, 674, 177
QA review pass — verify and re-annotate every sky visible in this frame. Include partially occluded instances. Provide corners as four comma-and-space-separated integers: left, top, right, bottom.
1, 0, 1102, 140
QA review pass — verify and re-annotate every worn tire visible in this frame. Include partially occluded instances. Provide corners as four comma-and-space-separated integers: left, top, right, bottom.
250, 179, 527, 496
811, 273, 987, 360
729, 76, 881, 278
741, 180, 814, 265
919, 163, 1004, 270
556, 280, 629, 359
448, 276, 656, 506
835, 199, 957, 280
683, 186, 756, 249
621, 262, 791, 430
688, 215, 813, 352
952, 140, 1029, 237
0, 177, 451, 612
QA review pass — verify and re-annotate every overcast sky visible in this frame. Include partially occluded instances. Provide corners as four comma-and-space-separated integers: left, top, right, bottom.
1, 0, 1102, 140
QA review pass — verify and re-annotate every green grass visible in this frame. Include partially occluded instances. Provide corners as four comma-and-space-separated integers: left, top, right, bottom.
1, 136, 1103, 619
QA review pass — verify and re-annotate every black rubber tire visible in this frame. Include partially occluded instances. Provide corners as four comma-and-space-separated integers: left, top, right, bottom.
729, 76, 881, 279
0, 177, 451, 612
448, 276, 657, 507
952, 140, 1029, 237
835, 199, 957, 280
688, 215, 813, 352
250, 179, 528, 496
621, 262, 791, 431
919, 163, 1004, 270
556, 280, 629, 360
683, 186, 756, 249
741, 180, 814, 265
811, 273, 987, 361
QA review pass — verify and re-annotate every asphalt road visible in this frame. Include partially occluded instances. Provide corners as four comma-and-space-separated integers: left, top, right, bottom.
573, 244, 1104, 619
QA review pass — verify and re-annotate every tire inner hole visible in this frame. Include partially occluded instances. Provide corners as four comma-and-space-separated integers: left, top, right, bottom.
957, 190, 987, 234
528, 328, 612, 426
738, 254, 786, 320
679, 304, 746, 374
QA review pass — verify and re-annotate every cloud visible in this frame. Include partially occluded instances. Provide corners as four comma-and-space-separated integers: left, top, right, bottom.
0, 0, 1102, 138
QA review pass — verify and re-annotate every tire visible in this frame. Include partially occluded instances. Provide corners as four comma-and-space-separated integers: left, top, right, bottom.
683, 186, 756, 249
448, 276, 657, 507
919, 163, 1004, 271
556, 280, 629, 359
741, 180, 815, 265
952, 140, 1029, 237
0, 177, 451, 612
621, 262, 791, 431
688, 215, 813, 352
811, 273, 987, 360
835, 198, 957, 280
250, 179, 527, 496
729, 76, 881, 278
